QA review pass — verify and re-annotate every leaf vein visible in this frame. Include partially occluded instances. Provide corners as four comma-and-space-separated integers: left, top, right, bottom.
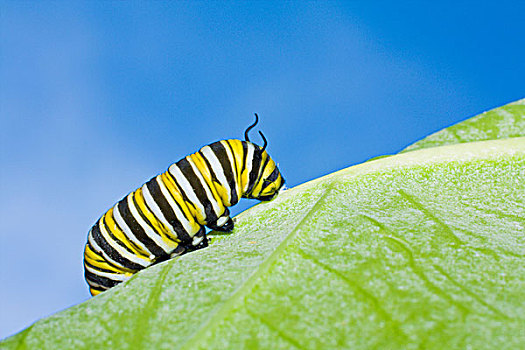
132, 262, 173, 348
295, 248, 408, 339
244, 307, 305, 350
363, 215, 471, 315
398, 189, 464, 246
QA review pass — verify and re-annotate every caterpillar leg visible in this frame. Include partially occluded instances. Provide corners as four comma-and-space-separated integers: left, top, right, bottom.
163, 228, 209, 261
189, 226, 208, 250
168, 244, 189, 259
211, 217, 234, 232
207, 209, 234, 232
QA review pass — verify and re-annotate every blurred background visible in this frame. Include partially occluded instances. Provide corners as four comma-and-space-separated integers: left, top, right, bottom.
1, 1, 524, 339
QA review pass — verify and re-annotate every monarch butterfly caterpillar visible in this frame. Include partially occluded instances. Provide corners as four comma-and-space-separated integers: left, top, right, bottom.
83, 114, 285, 296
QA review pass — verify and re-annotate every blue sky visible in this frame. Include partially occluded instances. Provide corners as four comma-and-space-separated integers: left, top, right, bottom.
1, 1, 524, 339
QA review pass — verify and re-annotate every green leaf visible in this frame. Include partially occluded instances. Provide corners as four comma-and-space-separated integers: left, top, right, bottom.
2, 102, 525, 350
402, 98, 525, 152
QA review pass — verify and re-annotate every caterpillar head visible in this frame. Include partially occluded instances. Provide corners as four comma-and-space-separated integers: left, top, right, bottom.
247, 148, 285, 201
255, 165, 285, 201
242, 113, 285, 202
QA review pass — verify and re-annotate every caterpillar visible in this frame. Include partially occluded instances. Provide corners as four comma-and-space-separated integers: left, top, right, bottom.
83, 114, 284, 296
